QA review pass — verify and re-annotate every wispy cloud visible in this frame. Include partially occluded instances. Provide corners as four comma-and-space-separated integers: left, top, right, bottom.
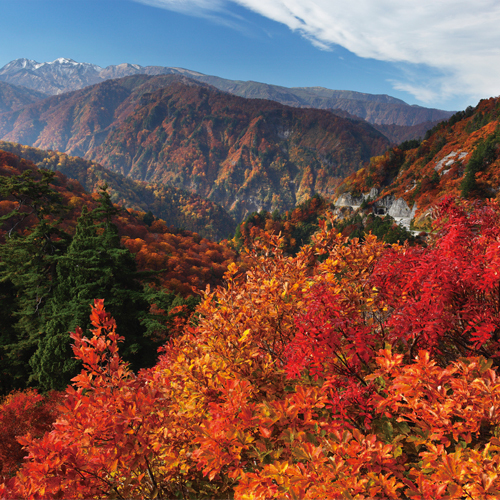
137, 0, 225, 16
133, 0, 500, 104
136, 0, 246, 30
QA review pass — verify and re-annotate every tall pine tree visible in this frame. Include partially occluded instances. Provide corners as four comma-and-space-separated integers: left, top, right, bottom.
31, 189, 154, 390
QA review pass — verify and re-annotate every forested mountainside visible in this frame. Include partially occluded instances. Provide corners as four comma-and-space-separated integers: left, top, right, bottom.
0, 81, 47, 113
0, 149, 236, 293
336, 97, 500, 227
0, 74, 390, 222
0, 58, 453, 129
0, 141, 236, 240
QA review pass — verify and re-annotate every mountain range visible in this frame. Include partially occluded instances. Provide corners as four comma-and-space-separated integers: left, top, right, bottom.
2, 56, 488, 231
0, 74, 391, 221
0, 58, 454, 130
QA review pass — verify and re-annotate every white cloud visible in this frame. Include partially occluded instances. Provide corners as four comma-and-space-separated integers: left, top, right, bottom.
133, 0, 500, 104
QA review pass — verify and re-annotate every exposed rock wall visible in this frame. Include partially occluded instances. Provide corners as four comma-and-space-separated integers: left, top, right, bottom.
388, 198, 417, 219
336, 187, 379, 208
335, 188, 416, 230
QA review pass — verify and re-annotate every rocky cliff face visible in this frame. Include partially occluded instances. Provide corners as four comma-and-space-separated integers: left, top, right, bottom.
335, 187, 379, 208
336, 187, 417, 229
387, 198, 418, 219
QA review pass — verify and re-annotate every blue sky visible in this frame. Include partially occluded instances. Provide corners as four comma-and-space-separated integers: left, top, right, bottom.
2, 0, 500, 111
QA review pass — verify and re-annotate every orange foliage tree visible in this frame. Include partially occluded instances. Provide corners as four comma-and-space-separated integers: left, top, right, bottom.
0, 390, 62, 482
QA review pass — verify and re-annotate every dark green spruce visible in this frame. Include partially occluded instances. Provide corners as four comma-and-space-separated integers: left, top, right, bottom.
0, 172, 200, 392
0, 170, 70, 393
31, 188, 154, 390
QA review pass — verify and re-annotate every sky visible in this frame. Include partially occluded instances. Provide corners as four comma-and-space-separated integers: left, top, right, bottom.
2, 0, 500, 111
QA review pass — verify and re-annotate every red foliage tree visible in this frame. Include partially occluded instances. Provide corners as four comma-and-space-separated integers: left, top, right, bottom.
0, 389, 62, 481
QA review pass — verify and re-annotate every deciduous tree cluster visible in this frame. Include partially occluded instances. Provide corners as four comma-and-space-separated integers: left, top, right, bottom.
3, 196, 500, 499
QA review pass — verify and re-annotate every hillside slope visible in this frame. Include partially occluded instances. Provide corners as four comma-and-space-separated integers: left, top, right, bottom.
0, 149, 236, 294
336, 98, 500, 227
0, 81, 47, 113
0, 141, 236, 240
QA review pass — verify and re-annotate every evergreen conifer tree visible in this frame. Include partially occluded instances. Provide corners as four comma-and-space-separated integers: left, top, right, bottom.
31, 191, 154, 390
0, 170, 70, 392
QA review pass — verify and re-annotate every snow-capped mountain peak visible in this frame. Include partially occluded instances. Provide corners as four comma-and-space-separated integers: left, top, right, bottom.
0, 58, 40, 72
50, 57, 78, 65
0, 57, 104, 94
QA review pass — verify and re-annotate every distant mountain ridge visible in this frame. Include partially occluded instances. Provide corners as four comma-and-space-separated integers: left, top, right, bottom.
0, 74, 390, 221
0, 58, 104, 94
0, 58, 454, 129
0, 81, 47, 113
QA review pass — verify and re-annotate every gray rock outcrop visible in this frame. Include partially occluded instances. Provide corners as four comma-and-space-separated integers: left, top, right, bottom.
388, 198, 417, 219
336, 188, 380, 208
335, 190, 416, 230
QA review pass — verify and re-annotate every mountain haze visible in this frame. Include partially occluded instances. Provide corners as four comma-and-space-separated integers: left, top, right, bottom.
0, 81, 47, 113
194, 79, 453, 127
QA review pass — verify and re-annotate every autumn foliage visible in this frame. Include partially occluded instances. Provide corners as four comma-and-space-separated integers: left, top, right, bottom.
4, 197, 500, 499
0, 390, 62, 482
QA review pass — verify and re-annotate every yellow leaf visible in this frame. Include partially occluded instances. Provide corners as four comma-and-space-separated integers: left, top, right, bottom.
238, 329, 251, 343
227, 262, 238, 274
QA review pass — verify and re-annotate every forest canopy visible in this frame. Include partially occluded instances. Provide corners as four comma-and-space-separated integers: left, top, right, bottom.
0, 155, 235, 393
2, 195, 500, 499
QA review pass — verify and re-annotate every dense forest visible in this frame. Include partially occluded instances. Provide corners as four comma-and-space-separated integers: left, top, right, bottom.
0, 150, 238, 394
2, 89, 500, 498
2, 190, 500, 498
